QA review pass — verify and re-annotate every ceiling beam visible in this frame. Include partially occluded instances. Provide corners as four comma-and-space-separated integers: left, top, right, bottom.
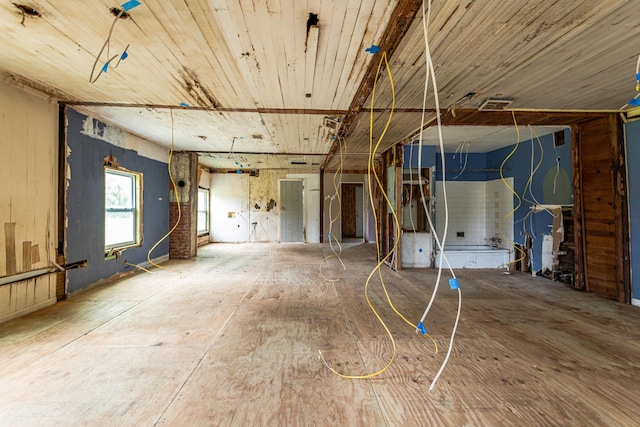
321, 0, 423, 170
66, 102, 347, 115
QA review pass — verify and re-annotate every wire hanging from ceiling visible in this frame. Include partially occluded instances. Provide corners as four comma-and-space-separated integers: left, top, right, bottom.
414, 0, 461, 393
89, 2, 141, 84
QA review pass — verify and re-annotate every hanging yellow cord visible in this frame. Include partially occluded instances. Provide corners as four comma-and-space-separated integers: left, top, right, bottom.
498, 111, 527, 267
319, 52, 435, 379
521, 125, 545, 206
147, 109, 181, 270
367, 53, 437, 352
320, 135, 347, 282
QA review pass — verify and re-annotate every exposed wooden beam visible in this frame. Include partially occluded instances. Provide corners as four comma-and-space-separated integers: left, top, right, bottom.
66, 102, 348, 116
322, 0, 423, 170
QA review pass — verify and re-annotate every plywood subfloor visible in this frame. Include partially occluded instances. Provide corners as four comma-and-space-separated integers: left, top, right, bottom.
1, 243, 639, 426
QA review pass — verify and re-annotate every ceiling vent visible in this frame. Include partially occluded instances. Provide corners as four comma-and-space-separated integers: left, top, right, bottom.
478, 97, 514, 111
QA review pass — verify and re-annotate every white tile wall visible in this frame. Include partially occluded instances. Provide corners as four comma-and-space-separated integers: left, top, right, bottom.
435, 178, 513, 247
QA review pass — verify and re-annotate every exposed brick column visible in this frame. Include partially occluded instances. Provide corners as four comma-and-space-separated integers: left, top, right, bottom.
169, 202, 192, 259
169, 152, 198, 259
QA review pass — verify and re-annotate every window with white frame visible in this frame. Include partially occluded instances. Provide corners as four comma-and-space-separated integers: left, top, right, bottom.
105, 167, 142, 253
197, 188, 209, 235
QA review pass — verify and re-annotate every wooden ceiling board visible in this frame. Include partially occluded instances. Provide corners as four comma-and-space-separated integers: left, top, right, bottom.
364, 0, 640, 111
209, 0, 398, 110
260, 113, 337, 154
198, 152, 326, 170
79, 106, 277, 152
2, 0, 640, 171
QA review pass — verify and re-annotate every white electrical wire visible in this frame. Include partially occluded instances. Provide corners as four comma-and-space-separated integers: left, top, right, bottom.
415, 0, 461, 392
553, 157, 560, 194
453, 141, 469, 179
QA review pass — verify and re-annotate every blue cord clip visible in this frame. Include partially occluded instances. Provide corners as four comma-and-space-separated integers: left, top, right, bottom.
365, 45, 380, 54
179, 102, 189, 107
449, 278, 460, 290
120, 50, 129, 61
418, 248, 423, 253
630, 98, 640, 107
416, 322, 427, 335
101, 62, 110, 73
121, 0, 141, 12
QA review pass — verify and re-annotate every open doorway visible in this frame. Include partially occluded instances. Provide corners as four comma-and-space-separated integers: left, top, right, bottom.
341, 183, 364, 242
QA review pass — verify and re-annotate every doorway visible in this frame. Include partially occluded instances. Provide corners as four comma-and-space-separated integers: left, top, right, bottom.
341, 183, 364, 241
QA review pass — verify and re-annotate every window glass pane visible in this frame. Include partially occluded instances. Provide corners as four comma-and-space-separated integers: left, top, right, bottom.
198, 189, 206, 210
105, 211, 135, 246
197, 211, 207, 233
197, 189, 208, 233
106, 172, 134, 209
105, 168, 141, 250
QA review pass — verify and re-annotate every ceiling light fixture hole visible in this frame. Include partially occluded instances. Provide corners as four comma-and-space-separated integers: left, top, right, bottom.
110, 7, 130, 19
13, 3, 40, 17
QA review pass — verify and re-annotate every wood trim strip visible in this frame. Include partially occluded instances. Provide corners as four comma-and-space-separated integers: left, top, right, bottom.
571, 124, 586, 290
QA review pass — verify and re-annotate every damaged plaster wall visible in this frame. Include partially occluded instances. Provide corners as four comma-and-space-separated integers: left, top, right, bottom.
0, 79, 58, 322
210, 173, 252, 242
66, 108, 170, 293
210, 170, 320, 243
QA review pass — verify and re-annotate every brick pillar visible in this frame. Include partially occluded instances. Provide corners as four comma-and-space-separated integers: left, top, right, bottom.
169, 152, 198, 259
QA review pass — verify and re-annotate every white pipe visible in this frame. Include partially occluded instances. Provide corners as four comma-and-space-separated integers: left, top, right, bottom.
0, 267, 54, 286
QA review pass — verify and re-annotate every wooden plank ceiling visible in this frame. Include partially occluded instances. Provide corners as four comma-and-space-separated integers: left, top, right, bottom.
0, 0, 638, 171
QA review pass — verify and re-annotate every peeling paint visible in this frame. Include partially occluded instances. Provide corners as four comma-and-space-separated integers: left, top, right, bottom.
81, 117, 125, 147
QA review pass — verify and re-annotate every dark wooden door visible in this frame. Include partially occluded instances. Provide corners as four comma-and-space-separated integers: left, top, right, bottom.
341, 184, 359, 238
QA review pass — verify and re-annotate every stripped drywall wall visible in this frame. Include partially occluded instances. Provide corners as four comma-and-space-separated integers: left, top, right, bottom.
0, 80, 58, 322
625, 120, 640, 305
65, 108, 170, 293
210, 170, 320, 243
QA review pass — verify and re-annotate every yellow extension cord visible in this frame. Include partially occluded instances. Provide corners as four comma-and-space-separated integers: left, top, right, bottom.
319, 52, 437, 380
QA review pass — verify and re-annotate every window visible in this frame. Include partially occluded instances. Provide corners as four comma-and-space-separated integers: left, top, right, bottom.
198, 188, 209, 235
105, 168, 142, 252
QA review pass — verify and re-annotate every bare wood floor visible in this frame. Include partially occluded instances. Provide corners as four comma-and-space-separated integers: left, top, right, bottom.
1, 243, 640, 426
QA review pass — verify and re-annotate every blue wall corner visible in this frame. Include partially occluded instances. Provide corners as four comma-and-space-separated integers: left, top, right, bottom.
625, 120, 640, 301
65, 108, 170, 293
486, 129, 572, 272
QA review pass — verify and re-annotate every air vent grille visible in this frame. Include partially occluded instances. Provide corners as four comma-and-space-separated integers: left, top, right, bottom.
478, 97, 514, 111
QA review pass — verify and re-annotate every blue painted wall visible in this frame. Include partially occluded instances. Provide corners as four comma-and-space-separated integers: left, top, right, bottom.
486, 129, 573, 272
66, 108, 170, 293
435, 152, 493, 182
403, 144, 436, 169
625, 120, 640, 302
